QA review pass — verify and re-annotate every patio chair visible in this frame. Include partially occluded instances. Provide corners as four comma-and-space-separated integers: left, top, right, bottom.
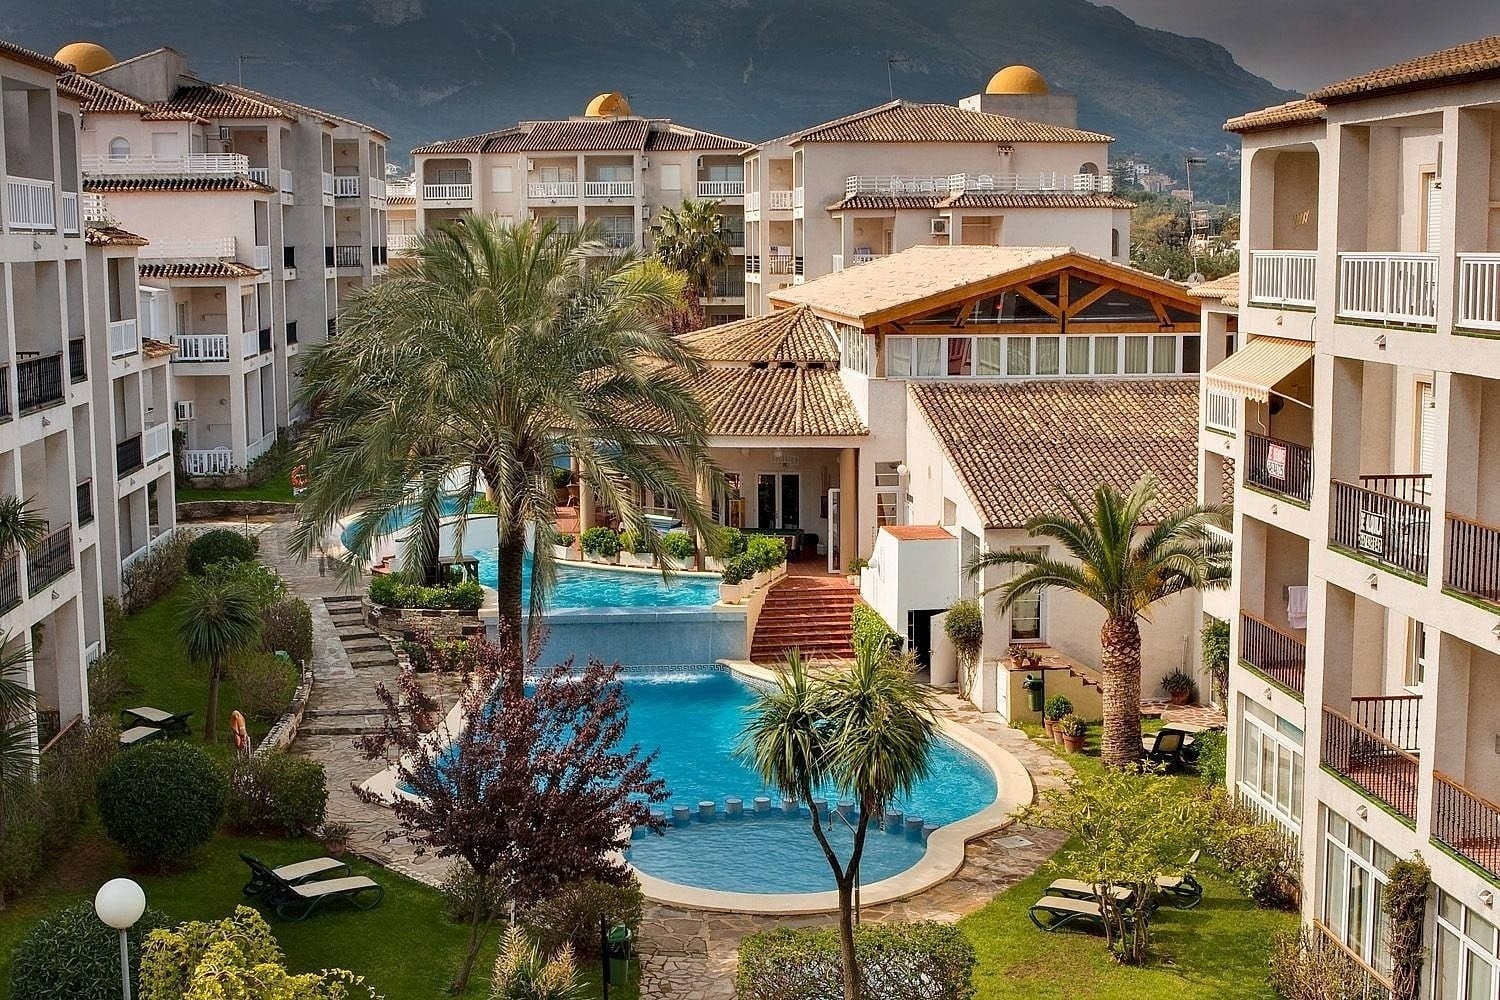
121, 706, 192, 737
1028, 895, 1133, 934
1142, 728, 1193, 769
241, 853, 348, 898
1155, 849, 1205, 909
1043, 878, 1140, 909
270, 875, 385, 921
119, 725, 164, 747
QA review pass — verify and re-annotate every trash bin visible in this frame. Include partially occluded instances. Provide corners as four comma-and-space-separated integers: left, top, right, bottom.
1022, 672, 1045, 713
606, 924, 633, 985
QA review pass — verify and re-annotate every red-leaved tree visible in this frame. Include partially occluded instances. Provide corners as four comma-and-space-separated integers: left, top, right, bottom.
359, 635, 667, 994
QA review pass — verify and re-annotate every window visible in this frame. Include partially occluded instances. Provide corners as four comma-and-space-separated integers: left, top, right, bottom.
490, 166, 512, 193
108, 137, 130, 160
1237, 698, 1304, 839
536, 165, 574, 184
594, 164, 632, 182
1124, 335, 1150, 374
874, 463, 901, 526
1152, 336, 1177, 374
1111, 228, 1121, 257
1183, 335, 1201, 374
1322, 809, 1395, 977
839, 324, 870, 375
706, 163, 738, 182
976, 338, 1004, 375
436, 166, 470, 184
887, 337, 913, 378
1035, 337, 1060, 376
960, 530, 981, 601
660, 164, 681, 190
1065, 337, 1090, 375
1406, 621, 1430, 689
947, 337, 972, 376
1008, 546, 1045, 641
1094, 336, 1118, 374
1007, 337, 1032, 376
1435, 890, 1500, 1000
912, 338, 941, 377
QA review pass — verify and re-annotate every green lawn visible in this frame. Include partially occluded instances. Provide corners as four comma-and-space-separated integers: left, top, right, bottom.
176, 449, 298, 504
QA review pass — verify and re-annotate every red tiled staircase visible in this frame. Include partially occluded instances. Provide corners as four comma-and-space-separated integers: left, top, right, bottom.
749, 576, 860, 663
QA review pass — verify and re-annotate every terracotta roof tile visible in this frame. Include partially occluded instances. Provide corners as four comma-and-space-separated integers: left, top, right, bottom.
84, 175, 274, 193
152, 83, 296, 122
386, 195, 415, 206
140, 338, 176, 358
219, 83, 387, 137
413, 128, 527, 155
1310, 34, 1500, 102
522, 118, 650, 151
909, 380, 1199, 528
58, 72, 147, 114
691, 367, 866, 437
883, 525, 954, 541
1188, 271, 1240, 301
788, 101, 1112, 145
416, 118, 751, 156
676, 306, 838, 364
827, 192, 1134, 211
137, 261, 261, 279
84, 225, 149, 246
0, 38, 68, 74
1224, 98, 1327, 133
644, 126, 751, 151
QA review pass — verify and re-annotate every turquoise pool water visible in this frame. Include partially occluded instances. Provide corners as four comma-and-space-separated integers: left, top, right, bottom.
469, 551, 720, 610
621, 667, 997, 894
338, 497, 468, 551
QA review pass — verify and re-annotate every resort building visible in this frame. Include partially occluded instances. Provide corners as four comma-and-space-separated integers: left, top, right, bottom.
411, 96, 752, 324
740, 66, 1133, 316
58, 43, 391, 477
1206, 33, 1500, 990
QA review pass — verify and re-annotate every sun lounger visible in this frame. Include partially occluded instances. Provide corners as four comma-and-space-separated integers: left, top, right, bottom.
1156, 850, 1205, 909
121, 706, 192, 737
1028, 895, 1133, 934
119, 725, 164, 747
1142, 729, 1194, 769
1043, 878, 1139, 907
241, 853, 348, 898
271, 875, 385, 921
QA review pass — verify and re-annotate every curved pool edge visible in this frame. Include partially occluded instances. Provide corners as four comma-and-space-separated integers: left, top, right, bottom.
629, 659, 1035, 915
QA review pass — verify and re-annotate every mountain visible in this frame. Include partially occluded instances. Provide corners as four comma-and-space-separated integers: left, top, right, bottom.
7, 0, 1292, 195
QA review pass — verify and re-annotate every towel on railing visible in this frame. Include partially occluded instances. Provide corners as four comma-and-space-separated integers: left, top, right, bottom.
1287, 586, 1308, 630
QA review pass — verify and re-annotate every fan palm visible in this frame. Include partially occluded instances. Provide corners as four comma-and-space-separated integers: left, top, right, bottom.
291, 216, 721, 690
651, 199, 732, 299
738, 642, 937, 1000
178, 575, 262, 742
0, 497, 47, 840
966, 475, 1229, 768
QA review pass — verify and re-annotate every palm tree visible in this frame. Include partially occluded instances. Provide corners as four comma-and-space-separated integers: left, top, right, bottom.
651, 199, 732, 300
291, 216, 722, 689
738, 643, 937, 1000
0, 638, 36, 852
966, 475, 1228, 769
178, 575, 261, 743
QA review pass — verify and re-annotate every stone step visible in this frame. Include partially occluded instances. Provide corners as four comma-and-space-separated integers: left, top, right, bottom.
305, 706, 389, 718
341, 638, 392, 652
347, 652, 398, 669
335, 628, 382, 641
323, 595, 364, 605
298, 722, 383, 737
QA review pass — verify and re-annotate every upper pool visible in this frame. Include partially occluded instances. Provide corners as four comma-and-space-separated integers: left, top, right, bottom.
469, 550, 720, 610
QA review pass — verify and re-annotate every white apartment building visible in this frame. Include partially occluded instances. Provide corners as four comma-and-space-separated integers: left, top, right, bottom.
741, 65, 1133, 316
58, 43, 390, 478
1204, 34, 1500, 994
411, 93, 752, 324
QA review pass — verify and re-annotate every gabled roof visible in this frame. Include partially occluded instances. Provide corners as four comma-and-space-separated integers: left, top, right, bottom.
137, 261, 261, 279
414, 118, 751, 156
85, 175, 274, 194
57, 71, 149, 114
151, 82, 297, 122
1224, 98, 1326, 134
1188, 271, 1240, 302
141, 338, 176, 359
827, 192, 1134, 211
0, 38, 68, 74
690, 367, 866, 438
1310, 34, 1500, 102
85, 225, 149, 246
219, 83, 387, 137
910, 380, 1198, 529
780, 100, 1112, 146
676, 305, 838, 364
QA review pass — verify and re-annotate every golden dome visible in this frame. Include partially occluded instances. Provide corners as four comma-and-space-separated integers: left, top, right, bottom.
985, 65, 1049, 96
584, 92, 633, 118
55, 41, 116, 74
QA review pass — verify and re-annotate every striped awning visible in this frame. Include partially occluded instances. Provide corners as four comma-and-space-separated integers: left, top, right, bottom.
1204, 336, 1313, 402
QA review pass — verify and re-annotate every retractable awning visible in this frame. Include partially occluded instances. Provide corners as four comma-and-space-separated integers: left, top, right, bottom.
1204, 336, 1313, 402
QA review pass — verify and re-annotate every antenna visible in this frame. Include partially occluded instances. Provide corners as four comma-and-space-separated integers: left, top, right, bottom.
236, 53, 265, 87
886, 55, 910, 101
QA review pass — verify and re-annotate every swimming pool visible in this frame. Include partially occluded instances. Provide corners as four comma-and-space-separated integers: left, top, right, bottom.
337, 497, 469, 552
469, 551, 720, 610
620, 667, 997, 895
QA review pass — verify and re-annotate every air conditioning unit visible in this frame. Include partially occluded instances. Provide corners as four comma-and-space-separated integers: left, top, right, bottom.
641, 157, 650, 170
641, 206, 652, 219
175, 400, 196, 421
524, 158, 535, 172
930, 218, 951, 237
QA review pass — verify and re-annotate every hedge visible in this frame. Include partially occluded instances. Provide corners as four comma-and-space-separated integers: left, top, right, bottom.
737, 922, 976, 1000
851, 603, 900, 653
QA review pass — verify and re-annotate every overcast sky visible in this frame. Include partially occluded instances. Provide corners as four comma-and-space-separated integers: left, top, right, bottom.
1098, 0, 1500, 91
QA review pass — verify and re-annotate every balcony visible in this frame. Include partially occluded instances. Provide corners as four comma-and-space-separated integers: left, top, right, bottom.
253, 245, 271, 270
1444, 513, 1500, 606
183, 449, 233, 477
280, 168, 294, 193
144, 422, 171, 464
172, 334, 230, 362
108, 318, 139, 358
248, 167, 268, 186
1245, 432, 1313, 504
584, 180, 633, 199
334, 245, 363, 268
1432, 772, 1500, 879
422, 182, 472, 201
333, 175, 361, 198
139, 236, 236, 260
258, 327, 272, 354
286, 322, 298, 345
26, 526, 72, 595
697, 180, 744, 198
16, 353, 64, 414
1204, 387, 1239, 435
766, 253, 794, 276
67, 338, 86, 384
81, 152, 250, 176
6, 176, 55, 231
0, 553, 17, 613
61, 191, 79, 236
116, 434, 143, 476
241, 330, 260, 359
388, 234, 419, 256
1336, 252, 1438, 327
369, 177, 385, 199
1322, 699, 1421, 821
528, 181, 578, 199
322, 172, 335, 197
1239, 611, 1306, 696
707, 273, 745, 299
745, 255, 760, 275
597, 229, 635, 251
1331, 476, 1432, 579
766, 189, 796, 211
0, 365, 10, 421
745, 191, 760, 213
1248, 251, 1317, 309
842, 172, 1115, 199
75, 479, 93, 527
1457, 253, 1500, 333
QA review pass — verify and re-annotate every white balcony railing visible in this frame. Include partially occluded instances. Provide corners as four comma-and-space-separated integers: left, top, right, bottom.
172, 334, 230, 362
333, 175, 361, 198
246, 431, 276, 465
143, 422, 171, 463
385, 179, 414, 199
832, 251, 886, 272
697, 180, 744, 198
745, 191, 760, 213
280, 168, 294, 193
1248, 251, 1317, 308
61, 191, 79, 235
584, 180, 633, 199
767, 253, 794, 275
1337, 252, 1439, 326
253, 245, 271, 270
82, 152, 250, 176
422, 182, 472, 201
107, 318, 139, 358
793, 187, 804, 211
387, 233, 420, 256
1204, 388, 1239, 435
6, 176, 55, 231
528, 181, 579, 199
321, 172, 335, 196
334, 245, 363, 268
766, 189, 796, 211
1458, 253, 1500, 332
248, 167, 269, 185
182, 449, 234, 477
368, 177, 385, 199
139, 236, 236, 259
241, 330, 260, 359
841, 172, 1117, 199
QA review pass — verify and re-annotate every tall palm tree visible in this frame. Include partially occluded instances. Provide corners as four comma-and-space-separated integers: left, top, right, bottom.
967, 475, 1229, 769
651, 199, 732, 300
178, 575, 261, 743
291, 216, 722, 689
0, 497, 47, 843
738, 642, 937, 1000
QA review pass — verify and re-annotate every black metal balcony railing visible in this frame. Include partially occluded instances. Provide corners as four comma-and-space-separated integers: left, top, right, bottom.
35, 708, 61, 749
17, 352, 64, 414
1245, 431, 1313, 504
75, 479, 93, 527
258, 327, 272, 354
116, 434, 143, 477
324, 246, 335, 268
327, 317, 337, 339
283, 245, 296, 269
286, 321, 298, 345
1239, 610, 1306, 695
26, 525, 72, 595
1433, 771, 1500, 879
1351, 694, 1421, 752
1361, 473, 1431, 505
0, 552, 19, 612
0, 364, 11, 422
1446, 513, 1500, 604
1331, 479, 1432, 578
1322, 704, 1419, 822
67, 337, 86, 383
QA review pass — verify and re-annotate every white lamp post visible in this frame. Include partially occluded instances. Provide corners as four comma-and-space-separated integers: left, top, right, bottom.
94, 877, 146, 1000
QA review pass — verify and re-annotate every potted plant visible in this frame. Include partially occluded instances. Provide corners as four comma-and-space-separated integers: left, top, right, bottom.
1042, 694, 1073, 740
1009, 643, 1041, 670
617, 529, 654, 568
552, 532, 576, 561
661, 531, 696, 571
847, 556, 869, 588
580, 526, 622, 564
551, 466, 574, 505
719, 555, 753, 603
1162, 668, 1197, 706
320, 821, 354, 859
1057, 714, 1087, 753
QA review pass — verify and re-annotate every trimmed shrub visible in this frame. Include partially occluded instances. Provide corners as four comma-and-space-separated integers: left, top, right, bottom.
661, 531, 696, 561
97, 741, 228, 866
745, 535, 787, 572
709, 525, 745, 558
367, 574, 484, 611
185, 528, 259, 576
851, 603, 900, 653
201, 559, 286, 610
10, 901, 172, 1000
227, 651, 299, 722
260, 597, 313, 665
225, 751, 328, 836
554, 532, 576, 548
580, 526, 622, 557
439, 861, 507, 925
721, 554, 756, 585
471, 496, 498, 515
1042, 695, 1073, 722
121, 528, 197, 613
523, 878, 645, 960
618, 529, 650, 554
737, 922, 976, 1000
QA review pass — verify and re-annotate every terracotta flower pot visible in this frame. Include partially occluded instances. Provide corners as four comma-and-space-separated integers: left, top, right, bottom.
1052, 728, 1065, 746
1043, 718, 1057, 740
1062, 734, 1085, 753
1169, 689, 1191, 706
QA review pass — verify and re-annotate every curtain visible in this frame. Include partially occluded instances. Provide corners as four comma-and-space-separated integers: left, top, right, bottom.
947, 337, 972, 376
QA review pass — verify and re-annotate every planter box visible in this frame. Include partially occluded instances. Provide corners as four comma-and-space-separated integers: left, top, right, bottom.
661, 555, 689, 572
719, 581, 744, 603
619, 552, 655, 569
584, 551, 619, 565
552, 544, 573, 561
705, 556, 725, 573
